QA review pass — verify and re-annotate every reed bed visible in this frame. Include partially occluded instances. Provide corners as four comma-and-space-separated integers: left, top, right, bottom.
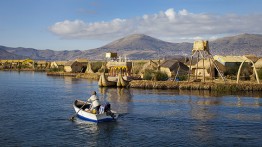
129, 80, 262, 91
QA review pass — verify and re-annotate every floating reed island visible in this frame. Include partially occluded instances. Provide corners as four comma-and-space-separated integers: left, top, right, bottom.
46, 72, 262, 91
129, 80, 262, 91
46, 72, 77, 77
46, 72, 100, 80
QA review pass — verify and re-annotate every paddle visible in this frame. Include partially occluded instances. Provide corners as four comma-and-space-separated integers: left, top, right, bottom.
70, 100, 89, 121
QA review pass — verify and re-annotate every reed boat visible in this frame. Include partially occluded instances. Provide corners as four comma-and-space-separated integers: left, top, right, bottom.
117, 73, 130, 87
73, 100, 118, 123
98, 72, 117, 87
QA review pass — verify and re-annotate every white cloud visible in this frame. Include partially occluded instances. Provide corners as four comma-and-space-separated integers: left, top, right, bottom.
49, 8, 262, 42
178, 9, 189, 16
165, 8, 176, 21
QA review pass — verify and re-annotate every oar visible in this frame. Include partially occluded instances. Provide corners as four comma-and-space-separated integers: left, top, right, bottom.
70, 100, 89, 121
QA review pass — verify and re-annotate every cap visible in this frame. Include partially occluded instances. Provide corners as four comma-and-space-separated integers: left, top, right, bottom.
92, 91, 96, 95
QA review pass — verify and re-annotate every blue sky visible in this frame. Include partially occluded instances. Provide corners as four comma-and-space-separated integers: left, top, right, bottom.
0, 0, 262, 50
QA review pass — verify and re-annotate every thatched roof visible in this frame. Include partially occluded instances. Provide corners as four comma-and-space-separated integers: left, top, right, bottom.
214, 55, 245, 63
139, 60, 160, 74
254, 58, 262, 69
161, 60, 179, 68
161, 60, 189, 71
75, 58, 88, 63
0, 59, 26, 63
65, 61, 75, 66
55, 61, 67, 66
36, 60, 47, 64
243, 54, 259, 63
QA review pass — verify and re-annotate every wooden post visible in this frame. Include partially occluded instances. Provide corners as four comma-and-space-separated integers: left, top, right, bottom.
188, 52, 196, 82
209, 58, 213, 82
203, 55, 205, 82
195, 51, 199, 80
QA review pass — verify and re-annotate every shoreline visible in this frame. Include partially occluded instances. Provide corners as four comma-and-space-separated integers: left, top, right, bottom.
2, 70, 262, 91
46, 72, 262, 91
129, 80, 262, 91
46, 72, 100, 80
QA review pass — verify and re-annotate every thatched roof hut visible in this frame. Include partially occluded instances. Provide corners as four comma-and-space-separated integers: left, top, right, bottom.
160, 60, 189, 78
191, 59, 224, 77
254, 58, 262, 69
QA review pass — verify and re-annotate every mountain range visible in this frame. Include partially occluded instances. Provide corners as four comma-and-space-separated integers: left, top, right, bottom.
1, 33, 262, 60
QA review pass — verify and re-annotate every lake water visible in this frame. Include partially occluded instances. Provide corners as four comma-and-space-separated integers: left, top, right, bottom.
0, 71, 262, 146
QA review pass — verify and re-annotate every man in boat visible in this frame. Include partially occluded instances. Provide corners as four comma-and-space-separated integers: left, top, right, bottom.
87, 91, 101, 114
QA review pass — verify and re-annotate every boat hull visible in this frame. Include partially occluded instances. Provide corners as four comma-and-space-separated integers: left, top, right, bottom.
73, 100, 118, 123
98, 72, 117, 87
117, 73, 129, 87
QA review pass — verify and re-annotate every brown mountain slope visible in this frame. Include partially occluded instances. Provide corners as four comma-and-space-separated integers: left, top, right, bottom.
102, 34, 176, 50
81, 34, 192, 60
2, 46, 82, 60
210, 33, 262, 55
0, 46, 26, 59
1, 33, 262, 60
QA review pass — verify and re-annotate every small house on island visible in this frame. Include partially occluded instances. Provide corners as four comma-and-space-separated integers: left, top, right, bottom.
0, 59, 22, 69
191, 59, 224, 78
214, 55, 250, 75
64, 59, 88, 73
35, 60, 49, 69
254, 58, 262, 70
0, 59, 34, 69
50, 61, 67, 69
160, 60, 189, 78
50, 61, 67, 71
106, 52, 118, 61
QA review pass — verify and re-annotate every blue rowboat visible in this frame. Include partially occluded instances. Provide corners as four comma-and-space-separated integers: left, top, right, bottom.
73, 100, 118, 123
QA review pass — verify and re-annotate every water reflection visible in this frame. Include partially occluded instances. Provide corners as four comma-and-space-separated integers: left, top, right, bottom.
75, 120, 99, 134
176, 89, 262, 109
98, 87, 133, 114
74, 119, 118, 146
99, 87, 132, 102
64, 76, 74, 91
190, 94, 262, 108
236, 97, 261, 107
127, 88, 262, 99
179, 89, 262, 98
63, 76, 99, 95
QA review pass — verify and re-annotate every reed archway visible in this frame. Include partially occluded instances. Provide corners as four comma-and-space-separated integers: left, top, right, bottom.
236, 59, 260, 84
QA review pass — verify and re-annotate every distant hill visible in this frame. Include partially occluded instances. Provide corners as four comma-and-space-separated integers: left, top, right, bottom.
1, 33, 262, 60
0, 46, 26, 59
75, 33, 262, 60
1, 45, 82, 60
210, 33, 262, 56
97, 34, 191, 59
79, 34, 192, 60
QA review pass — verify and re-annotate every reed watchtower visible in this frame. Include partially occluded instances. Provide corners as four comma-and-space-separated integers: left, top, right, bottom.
188, 40, 226, 82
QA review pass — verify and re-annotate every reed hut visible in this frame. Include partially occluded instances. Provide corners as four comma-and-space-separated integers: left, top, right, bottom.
214, 55, 248, 76
50, 61, 67, 70
36, 60, 48, 69
191, 59, 224, 78
254, 58, 262, 70
139, 60, 161, 78
64, 61, 86, 73
160, 60, 189, 78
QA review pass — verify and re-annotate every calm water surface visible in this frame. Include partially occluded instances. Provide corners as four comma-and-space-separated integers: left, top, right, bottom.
0, 71, 262, 146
